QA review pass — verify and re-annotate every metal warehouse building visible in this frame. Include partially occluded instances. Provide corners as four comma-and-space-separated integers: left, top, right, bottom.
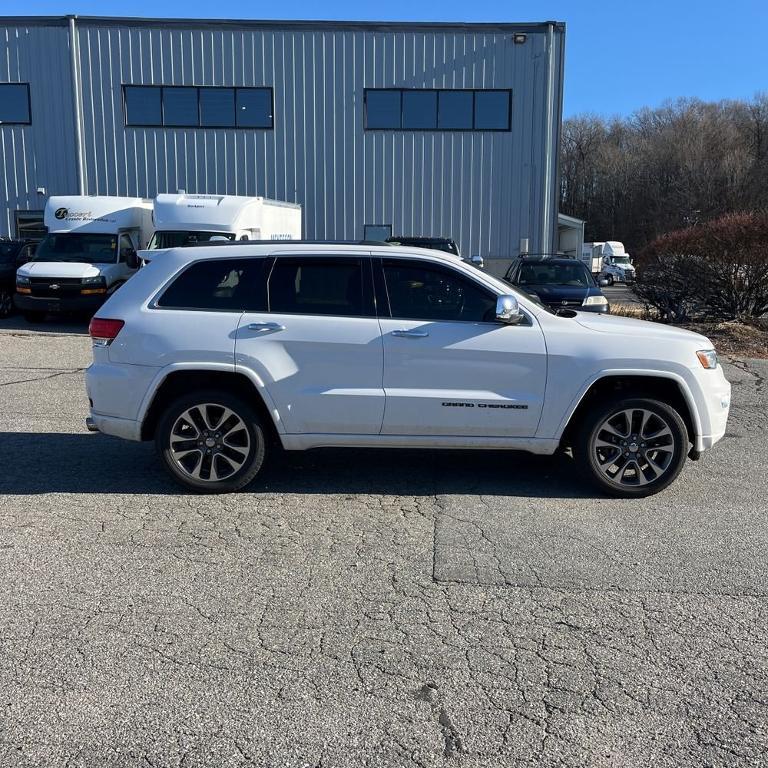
0, 15, 565, 271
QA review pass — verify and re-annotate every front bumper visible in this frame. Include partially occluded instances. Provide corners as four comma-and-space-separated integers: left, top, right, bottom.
14, 291, 106, 314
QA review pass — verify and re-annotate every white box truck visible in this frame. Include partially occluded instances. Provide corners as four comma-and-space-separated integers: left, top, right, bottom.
15, 196, 153, 321
581, 241, 636, 284
147, 193, 302, 250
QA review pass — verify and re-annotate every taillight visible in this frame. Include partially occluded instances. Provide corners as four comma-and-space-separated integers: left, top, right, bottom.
89, 317, 125, 346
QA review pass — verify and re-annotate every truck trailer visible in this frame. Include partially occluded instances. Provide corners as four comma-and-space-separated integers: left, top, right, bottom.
147, 194, 302, 250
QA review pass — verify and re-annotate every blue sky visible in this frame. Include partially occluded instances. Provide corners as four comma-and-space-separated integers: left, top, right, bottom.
6, 0, 767, 116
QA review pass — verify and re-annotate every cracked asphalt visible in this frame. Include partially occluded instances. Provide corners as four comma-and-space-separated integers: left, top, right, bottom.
0, 318, 766, 767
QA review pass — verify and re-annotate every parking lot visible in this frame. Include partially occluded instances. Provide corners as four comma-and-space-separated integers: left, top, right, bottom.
1, 318, 766, 767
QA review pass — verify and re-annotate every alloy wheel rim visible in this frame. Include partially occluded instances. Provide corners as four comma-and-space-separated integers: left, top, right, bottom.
591, 408, 676, 487
169, 403, 250, 483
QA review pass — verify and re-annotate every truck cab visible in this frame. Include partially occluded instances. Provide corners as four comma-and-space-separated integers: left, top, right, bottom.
599, 241, 636, 285
147, 193, 302, 251
15, 196, 153, 322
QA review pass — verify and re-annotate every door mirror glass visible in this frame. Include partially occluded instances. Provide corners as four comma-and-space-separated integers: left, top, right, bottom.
496, 294, 524, 324
125, 248, 139, 269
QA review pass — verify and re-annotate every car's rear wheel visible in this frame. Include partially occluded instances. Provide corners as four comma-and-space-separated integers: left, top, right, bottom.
0, 287, 13, 318
156, 390, 266, 493
576, 397, 688, 497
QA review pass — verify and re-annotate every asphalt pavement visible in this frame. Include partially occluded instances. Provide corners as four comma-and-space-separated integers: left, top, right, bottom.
0, 317, 766, 767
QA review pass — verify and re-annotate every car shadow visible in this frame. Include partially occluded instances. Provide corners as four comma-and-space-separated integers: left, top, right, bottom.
0, 432, 596, 499
0, 314, 89, 335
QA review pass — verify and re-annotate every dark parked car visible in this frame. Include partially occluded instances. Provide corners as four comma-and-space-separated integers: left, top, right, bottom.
0, 239, 36, 318
386, 236, 460, 257
504, 256, 610, 313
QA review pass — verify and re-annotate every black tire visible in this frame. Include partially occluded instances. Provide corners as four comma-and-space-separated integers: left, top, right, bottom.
0, 287, 14, 318
23, 310, 46, 323
605, 274, 614, 286
575, 397, 688, 498
156, 390, 266, 493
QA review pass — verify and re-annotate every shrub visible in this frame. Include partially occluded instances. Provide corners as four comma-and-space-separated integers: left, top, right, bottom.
636, 212, 768, 321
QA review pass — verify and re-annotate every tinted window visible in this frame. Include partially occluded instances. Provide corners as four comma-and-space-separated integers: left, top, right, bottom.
474, 91, 510, 130
200, 88, 235, 127
383, 260, 496, 322
124, 86, 161, 126
162, 87, 198, 126
157, 258, 267, 311
0, 84, 30, 124
236, 88, 272, 128
366, 90, 401, 129
438, 91, 473, 129
269, 258, 369, 316
402, 91, 437, 129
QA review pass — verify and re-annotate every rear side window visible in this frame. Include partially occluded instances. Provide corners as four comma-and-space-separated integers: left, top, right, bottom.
157, 258, 267, 311
268, 257, 373, 317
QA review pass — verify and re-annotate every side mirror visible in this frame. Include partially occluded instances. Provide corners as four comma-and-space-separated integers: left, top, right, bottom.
470, 255, 484, 268
125, 249, 139, 269
496, 294, 524, 325
599, 278, 610, 287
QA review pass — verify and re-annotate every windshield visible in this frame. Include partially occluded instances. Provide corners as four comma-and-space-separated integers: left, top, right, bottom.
517, 262, 593, 287
32, 234, 118, 264
148, 231, 237, 249
612, 255, 631, 265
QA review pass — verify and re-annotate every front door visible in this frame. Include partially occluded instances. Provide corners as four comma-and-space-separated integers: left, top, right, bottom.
236, 254, 385, 435
378, 258, 547, 437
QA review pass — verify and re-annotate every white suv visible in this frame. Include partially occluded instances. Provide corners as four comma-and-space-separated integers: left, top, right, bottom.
85, 244, 731, 497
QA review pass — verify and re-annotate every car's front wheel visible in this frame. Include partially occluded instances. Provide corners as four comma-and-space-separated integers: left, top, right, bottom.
576, 397, 688, 497
605, 274, 614, 286
156, 390, 266, 493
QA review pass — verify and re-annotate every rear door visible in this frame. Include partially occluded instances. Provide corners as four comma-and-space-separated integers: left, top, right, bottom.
235, 253, 385, 435
377, 257, 547, 437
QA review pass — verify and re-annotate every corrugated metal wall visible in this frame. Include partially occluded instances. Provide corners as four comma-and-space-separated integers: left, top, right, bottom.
0, 23, 78, 236
0, 18, 564, 262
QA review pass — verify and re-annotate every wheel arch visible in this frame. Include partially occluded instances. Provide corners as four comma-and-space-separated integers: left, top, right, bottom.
559, 372, 699, 449
139, 366, 283, 444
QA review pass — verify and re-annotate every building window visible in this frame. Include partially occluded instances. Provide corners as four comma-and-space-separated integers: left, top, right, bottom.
123, 85, 273, 129
474, 90, 511, 130
0, 83, 31, 125
365, 90, 401, 129
363, 224, 392, 242
364, 89, 511, 132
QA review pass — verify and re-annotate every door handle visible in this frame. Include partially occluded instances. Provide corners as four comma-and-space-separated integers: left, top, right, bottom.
247, 321, 285, 332
391, 329, 429, 338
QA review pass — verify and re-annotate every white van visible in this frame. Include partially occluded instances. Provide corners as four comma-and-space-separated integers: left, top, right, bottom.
15, 196, 153, 321
147, 194, 302, 250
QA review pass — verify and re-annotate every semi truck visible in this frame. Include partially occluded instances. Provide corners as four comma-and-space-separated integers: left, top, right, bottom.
15, 196, 153, 321
147, 193, 302, 250
581, 241, 636, 284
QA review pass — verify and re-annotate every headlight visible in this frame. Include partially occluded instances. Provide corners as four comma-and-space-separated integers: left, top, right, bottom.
16, 275, 31, 285
696, 349, 718, 369
81, 275, 105, 285
582, 295, 608, 307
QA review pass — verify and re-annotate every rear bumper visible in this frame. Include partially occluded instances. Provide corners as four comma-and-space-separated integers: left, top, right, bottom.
88, 411, 142, 441
14, 292, 106, 314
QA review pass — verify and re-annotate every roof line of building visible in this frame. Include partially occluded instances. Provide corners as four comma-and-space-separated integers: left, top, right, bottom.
0, 15, 565, 34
